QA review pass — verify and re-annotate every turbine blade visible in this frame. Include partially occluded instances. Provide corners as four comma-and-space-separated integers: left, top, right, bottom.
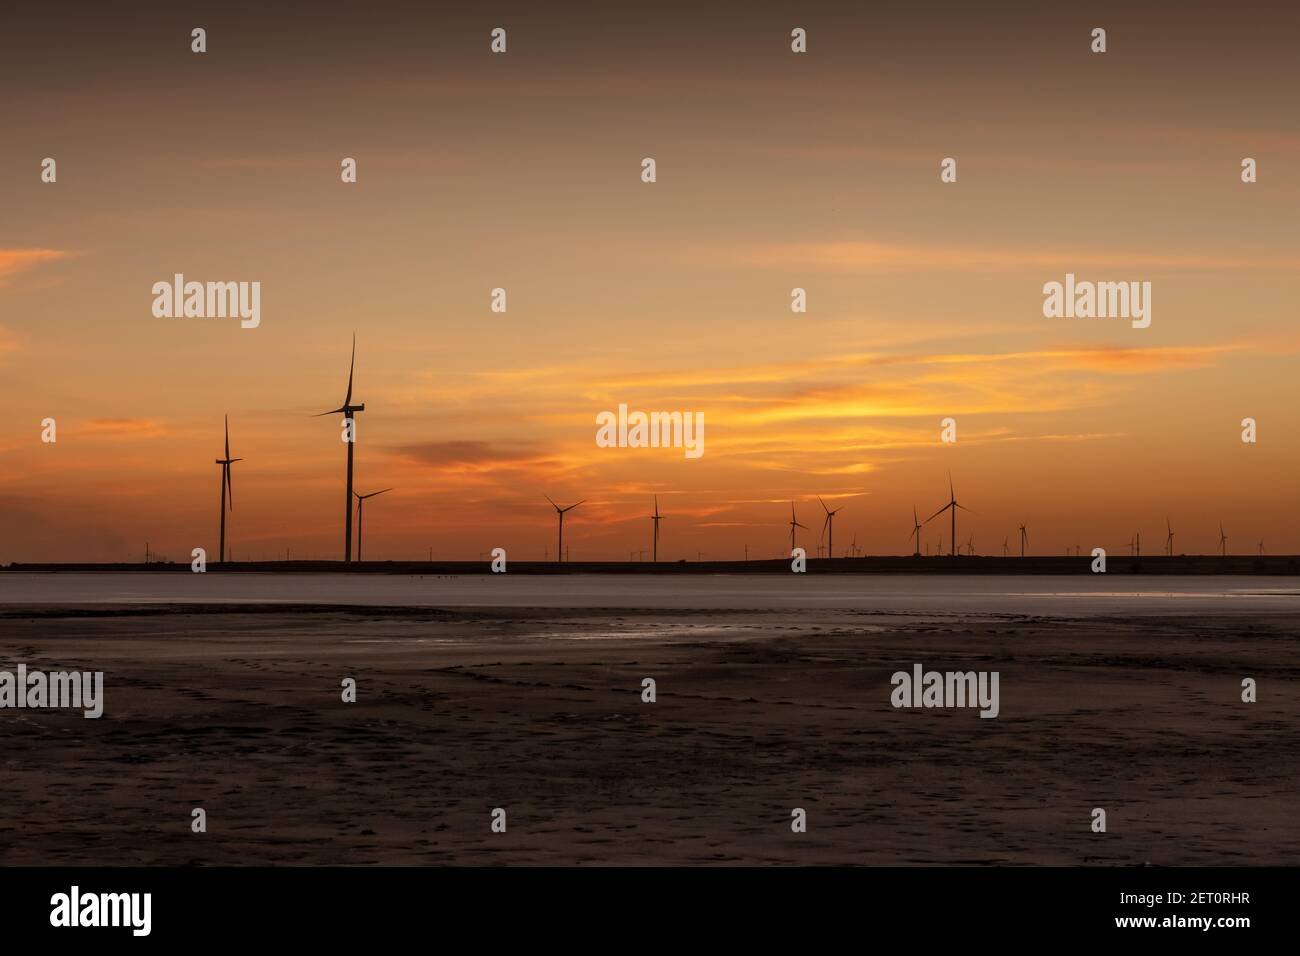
226, 464, 234, 509
345, 334, 356, 405
224, 415, 230, 458
545, 494, 559, 511
924, 503, 951, 523
818, 496, 829, 514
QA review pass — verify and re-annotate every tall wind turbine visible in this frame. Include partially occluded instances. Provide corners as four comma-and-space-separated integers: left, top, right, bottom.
1165, 518, 1175, 557
214, 415, 242, 564
909, 506, 923, 557
788, 501, 808, 553
317, 335, 365, 562
924, 473, 971, 557
818, 496, 842, 560
1002, 536, 1009, 557
546, 496, 584, 563
1218, 522, 1228, 557
1018, 523, 1028, 557
966, 532, 975, 556
650, 496, 663, 562
353, 488, 391, 562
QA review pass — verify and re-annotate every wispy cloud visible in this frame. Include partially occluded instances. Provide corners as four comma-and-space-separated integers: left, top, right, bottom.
0, 249, 71, 287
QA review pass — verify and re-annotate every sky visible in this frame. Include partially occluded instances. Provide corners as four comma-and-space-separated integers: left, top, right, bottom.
2, 1, 1298, 563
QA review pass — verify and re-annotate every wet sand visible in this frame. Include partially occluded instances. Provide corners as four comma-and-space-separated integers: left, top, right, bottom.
1, 603, 1296, 865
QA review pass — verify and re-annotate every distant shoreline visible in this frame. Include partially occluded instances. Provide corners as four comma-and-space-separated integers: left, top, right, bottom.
3, 555, 1297, 575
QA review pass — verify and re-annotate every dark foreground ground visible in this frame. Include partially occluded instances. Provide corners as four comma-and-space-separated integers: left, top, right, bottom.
1, 604, 1296, 865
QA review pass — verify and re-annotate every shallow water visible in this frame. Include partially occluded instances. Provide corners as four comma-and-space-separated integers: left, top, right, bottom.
2, 572, 1298, 616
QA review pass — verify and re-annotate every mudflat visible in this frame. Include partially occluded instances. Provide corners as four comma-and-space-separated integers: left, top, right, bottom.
1, 603, 1295, 865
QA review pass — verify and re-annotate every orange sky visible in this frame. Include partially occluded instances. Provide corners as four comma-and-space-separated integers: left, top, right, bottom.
2, 2, 1298, 562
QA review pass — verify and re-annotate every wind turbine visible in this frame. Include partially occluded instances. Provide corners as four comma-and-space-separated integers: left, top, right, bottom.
1002, 536, 1009, 557
924, 473, 971, 557
650, 496, 664, 562
1218, 522, 1228, 557
966, 532, 975, 556
1018, 523, 1028, 557
546, 496, 584, 563
1165, 518, 1175, 557
909, 506, 923, 557
818, 496, 842, 560
214, 415, 242, 564
788, 501, 808, 553
848, 533, 857, 558
1135, 531, 1141, 557
1258, 539, 1264, 556
317, 335, 365, 562
353, 488, 391, 562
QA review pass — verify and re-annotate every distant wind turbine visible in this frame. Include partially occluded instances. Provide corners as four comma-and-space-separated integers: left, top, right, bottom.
788, 501, 808, 553
925, 473, 972, 557
214, 415, 242, 564
966, 532, 975, 556
1018, 523, 1028, 557
818, 496, 842, 560
1218, 522, 1228, 557
353, 488, 391, 562
317, 335, 365, 562
546, 496, 584, 563
1165, 518, 1175, 557
1002, 536, 1009, 557
650, 496, 664, 562
909, 506, 923, 557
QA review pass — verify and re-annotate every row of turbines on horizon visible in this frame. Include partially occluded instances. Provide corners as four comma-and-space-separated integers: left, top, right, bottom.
200, 343, 1270, 565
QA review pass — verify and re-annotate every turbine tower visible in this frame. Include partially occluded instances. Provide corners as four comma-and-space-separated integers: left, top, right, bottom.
1218, 522, 1228, 557
353, 488, 391, 562
909, 506, 923, 557
650, 496, 663, 562
1165, 518, 1175, 557
317, 335, 365, 562
214, 415, 242, 564
818, 496, 842, 561
788, 501, 808, 553
924, 473, 970, 557
546, 495, 584, 563
1018, 523, 1028, 557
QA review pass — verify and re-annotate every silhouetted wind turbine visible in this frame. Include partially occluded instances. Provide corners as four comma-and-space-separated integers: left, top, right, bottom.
317, 335, 365, 562
909, 506, 923, 557
788, 501, 808, 552
966, 532, 975, 556
1018, 523, 1028, 557
1002, 536, 1009, 557
925, 473, 971, 557
546, 495, 584, 563
818, 496, 842, 560
353, 488, 391, 562
214, 415, 242, 564
1165, 518, 1175, 557
1258, 539, 1264, 556
1218, 522, 1228, 557
650, 496, 663, 562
